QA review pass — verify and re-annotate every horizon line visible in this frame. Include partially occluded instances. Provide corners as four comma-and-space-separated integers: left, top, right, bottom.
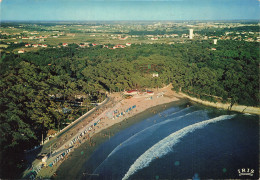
1, 19, 259, 23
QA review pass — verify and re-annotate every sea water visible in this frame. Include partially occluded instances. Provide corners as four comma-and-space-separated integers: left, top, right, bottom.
80, 104, 259, 180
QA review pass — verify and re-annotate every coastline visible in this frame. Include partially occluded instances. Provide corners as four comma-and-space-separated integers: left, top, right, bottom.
54, 99, 188, 180
34, 85, 187, 179
179, 92, 260, 115
27, 86, 259, 179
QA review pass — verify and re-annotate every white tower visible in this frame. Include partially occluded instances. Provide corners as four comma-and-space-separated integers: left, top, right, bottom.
189, 29, 194, 39
213, 39, 218, 45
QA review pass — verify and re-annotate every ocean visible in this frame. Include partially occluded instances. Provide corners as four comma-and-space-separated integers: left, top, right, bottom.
79, 103, 259, 180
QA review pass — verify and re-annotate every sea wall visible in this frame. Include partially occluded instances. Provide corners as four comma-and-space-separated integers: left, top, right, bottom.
179, 92, 260, 115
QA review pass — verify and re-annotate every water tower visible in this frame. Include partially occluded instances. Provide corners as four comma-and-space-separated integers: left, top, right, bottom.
189, 29, 194, 39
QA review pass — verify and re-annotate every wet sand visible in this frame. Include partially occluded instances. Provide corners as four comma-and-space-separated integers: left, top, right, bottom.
54, 99, 188, 180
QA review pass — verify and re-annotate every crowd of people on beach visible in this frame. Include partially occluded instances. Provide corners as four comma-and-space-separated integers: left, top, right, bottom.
113, 105, 136, 119
29, 114, 105, 179
29, 95, 140, 179
43, 104, 138, 172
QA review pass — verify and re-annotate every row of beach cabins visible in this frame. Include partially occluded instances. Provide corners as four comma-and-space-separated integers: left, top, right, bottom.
29, 102, 136, 178
28, 116, 104, 179
113, 105, 136, 119
46, 104, 138, 169
27, 97, 138, 178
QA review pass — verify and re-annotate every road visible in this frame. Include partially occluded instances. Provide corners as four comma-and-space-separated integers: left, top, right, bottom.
41, 97, 110, 153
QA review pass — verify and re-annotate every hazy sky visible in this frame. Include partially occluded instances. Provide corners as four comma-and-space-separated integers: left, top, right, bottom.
1, 0, 259, 21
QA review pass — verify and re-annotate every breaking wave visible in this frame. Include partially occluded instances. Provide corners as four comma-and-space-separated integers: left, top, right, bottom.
108, 109, 202, 157
94, 109, 204, 174
168, 106, 192, 117
122, 114, 235, 180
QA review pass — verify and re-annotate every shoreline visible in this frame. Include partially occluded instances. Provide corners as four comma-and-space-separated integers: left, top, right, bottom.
34, 85, 187, 179
54, 98, 188, 180
27, 86, 259, 179
179, 92, 260, 115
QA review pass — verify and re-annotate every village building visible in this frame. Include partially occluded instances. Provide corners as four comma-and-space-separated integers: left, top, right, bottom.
151, 37, 158, 40
124, 90, 138, 95
146, 90, 154, 95
152, 72, 159, 77
75, 94, 87, 99
18, 50, 25, 54
79, 44, 85, 48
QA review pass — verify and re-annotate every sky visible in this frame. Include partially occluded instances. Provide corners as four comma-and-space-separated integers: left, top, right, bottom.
0, 0, 259, 21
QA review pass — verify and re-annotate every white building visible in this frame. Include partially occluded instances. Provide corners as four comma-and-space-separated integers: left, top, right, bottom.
213, 39, 218, 45
18, 50, 25, 54
152, 72, 159, 77
189, 29, 194, 39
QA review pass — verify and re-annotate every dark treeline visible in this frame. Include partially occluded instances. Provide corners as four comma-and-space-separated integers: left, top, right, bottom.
198, 25, 259, 36
227, 25, 259, 32
0, 40, 259, 178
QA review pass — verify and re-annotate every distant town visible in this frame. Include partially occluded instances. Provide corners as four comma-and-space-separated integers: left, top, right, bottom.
0, 21, 259, 54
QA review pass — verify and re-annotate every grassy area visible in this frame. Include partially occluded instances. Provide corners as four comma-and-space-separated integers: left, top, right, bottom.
0, 44, 9, 48
1, 23, 184, 49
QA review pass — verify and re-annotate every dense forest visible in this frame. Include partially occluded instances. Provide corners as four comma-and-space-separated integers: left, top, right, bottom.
0, 40, 259, 178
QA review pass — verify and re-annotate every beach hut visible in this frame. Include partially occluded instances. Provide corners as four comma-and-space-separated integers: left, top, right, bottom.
41, 156, 48, 163
124, 90, 138, 95
146, 90, 154, 95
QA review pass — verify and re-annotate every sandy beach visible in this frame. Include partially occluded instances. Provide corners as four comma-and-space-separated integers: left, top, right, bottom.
32, 85, 186, 179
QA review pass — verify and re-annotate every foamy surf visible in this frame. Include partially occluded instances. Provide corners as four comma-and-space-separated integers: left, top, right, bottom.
169, 106, 192, 116
244, 113, 253, 116
122, 114, 235, 180
108, 110, 202, 157
94, 109, 203, 174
